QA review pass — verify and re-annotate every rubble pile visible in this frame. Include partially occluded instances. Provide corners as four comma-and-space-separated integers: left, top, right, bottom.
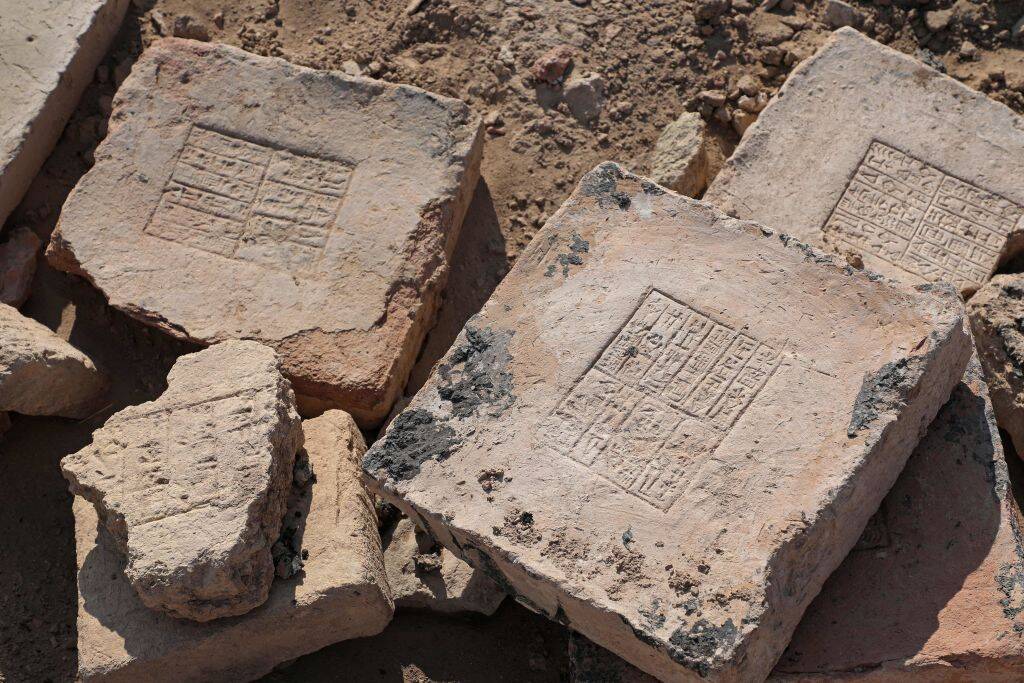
4, 3, 1024, 681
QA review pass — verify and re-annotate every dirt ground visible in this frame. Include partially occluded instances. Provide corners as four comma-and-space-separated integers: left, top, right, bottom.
3, 0, 1024, 681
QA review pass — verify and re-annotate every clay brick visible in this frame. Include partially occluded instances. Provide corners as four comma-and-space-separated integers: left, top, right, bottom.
0, 302, 106, 418
705, 28, 1024, 297
363, 163, 971, 681
73, 409, 393, 682
0, 0, 128, 228
968, 274, 1024, 458
47, 39, 483, 427
62, 341, 303, 622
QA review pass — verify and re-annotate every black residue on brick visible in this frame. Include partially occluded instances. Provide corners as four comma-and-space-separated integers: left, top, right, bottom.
638, 599, 666, 631
847, 355, 924, 438
641, 180, 666, 196
621, 614, 662, 649
580, 162, 632, 210
546, 231, 591, 278
362, 409, 460, 481
570, 232, 590, 255
553, 604, 571, 627
996, 557, 1024, 622
437, 325, 515, 419
667, 618, 739, 678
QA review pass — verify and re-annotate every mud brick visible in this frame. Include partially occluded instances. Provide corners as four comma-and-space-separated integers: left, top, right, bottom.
46, 39, 483, 427
72, 409, 393, 682
705, 28, 1024, 297
0, 0, 129, 227
363, 163, 971, 681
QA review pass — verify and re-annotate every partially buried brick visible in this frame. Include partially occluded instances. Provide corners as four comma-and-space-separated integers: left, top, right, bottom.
362, 163, 971, 681
73, 408, 393, 682
62, 340, 303, 622
46, 38, 483, 427
0, 0, 129, 228
568, 355, 1024, 681
704, 28, 1024, 297
0, 303, 106, 418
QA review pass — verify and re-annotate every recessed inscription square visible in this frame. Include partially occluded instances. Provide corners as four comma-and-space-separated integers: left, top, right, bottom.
145, 126, 354, 272
541, 290, 782, 511
703, 29, 1024, 298
823, 142, 1024, 291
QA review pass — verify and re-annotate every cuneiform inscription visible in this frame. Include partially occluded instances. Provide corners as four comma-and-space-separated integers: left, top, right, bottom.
824, 141, 1024, 291
540, 291, 783, 511
144, 126, 354, 272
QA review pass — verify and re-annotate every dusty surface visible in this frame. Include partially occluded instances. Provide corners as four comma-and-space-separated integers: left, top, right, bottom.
4, 0, 1024, 681
383, 515, 506, 615
72, 408, 392, 682
363, 164, 971, 682
46, 38, 482, 427
0, 0, 129, 228
0, 302, 106, 418
124, 0, 1024, 263
705, 28, 1024, 297
969, 273, 1024, 459
62, 340, 303, 622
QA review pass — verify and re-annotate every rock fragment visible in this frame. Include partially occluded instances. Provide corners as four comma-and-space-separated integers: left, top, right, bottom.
823, 0, 863, 28
573, 355, 1024, 680
924, 9, 953, 33
563, 74, 604, 126
531, 45, 574, 84
62, 340, 303, 622
0, 303, 106, 418
0, 0, 129, 228
967, 274, 1024, 457
706, 28, 1024, 297
363, 163, 970, 682
649, 112, 711, 198
73, 408, 392, 681
383, 516, 506, 615
0, 227, 40, 307
46, 39, 483, 427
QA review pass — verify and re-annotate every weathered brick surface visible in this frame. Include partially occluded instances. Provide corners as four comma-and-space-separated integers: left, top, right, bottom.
63, 341, 302, 622
47, 39, 483, 427
705, 28, 1024, 297
363, 163, 970, 681
0, 0, 129, 227
772, 355, 1024, 678
73, 409, 393, 682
